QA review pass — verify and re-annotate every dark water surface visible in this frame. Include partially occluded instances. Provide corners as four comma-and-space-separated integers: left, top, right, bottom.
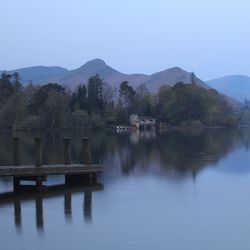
0, 128, 250, 250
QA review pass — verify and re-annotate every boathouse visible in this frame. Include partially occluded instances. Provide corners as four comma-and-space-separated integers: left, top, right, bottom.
129, 114, 156, 130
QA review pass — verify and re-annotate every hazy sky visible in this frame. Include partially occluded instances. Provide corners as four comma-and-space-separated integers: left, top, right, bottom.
1, 0, 249, 80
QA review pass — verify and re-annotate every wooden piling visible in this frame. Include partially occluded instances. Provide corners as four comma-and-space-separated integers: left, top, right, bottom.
35, 137, 42, 167
13, 137, 20, 190
13, 178, 20, 190
2, 136, 103, 188
82, 138, 92, 165
63, 138, 71, 165
13, 137, 19, 166
36, 176, 43, 189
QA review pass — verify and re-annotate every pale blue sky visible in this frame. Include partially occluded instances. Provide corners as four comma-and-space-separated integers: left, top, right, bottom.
1, 0, 249, 80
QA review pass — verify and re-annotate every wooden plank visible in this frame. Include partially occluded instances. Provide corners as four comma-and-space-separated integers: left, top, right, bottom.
0, 164, 103, 177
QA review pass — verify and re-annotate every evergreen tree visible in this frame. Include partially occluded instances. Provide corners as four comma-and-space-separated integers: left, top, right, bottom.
119, 81, 135, 122
87, 75, 104, 115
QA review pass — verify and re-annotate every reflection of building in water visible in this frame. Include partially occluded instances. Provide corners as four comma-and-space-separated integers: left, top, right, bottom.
129, 114, 156, 130
129, 130, 156, 144
0, 183, 103, 234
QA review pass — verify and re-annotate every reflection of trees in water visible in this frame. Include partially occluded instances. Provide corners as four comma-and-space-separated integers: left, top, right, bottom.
239, 128, 250, 151
91, 128, 244, 177
0, 128, 247, 177
156, 129, 242, 174
0, 130, 92, 166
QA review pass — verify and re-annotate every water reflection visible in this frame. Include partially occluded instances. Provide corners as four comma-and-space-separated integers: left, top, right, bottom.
64, 191, 72, 222
0, 128, 249, 179
0, 129, 250, 250
84, 191, 92, 223
0, 183, 103, 233
14, 199, 21, 232
97, 128, 247, 178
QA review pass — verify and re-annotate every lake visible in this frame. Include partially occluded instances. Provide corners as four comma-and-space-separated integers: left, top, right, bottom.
0, 128, 250, 250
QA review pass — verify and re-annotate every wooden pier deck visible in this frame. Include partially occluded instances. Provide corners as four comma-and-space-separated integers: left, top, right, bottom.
0, 136, 104, 189
0, 164, 103, 177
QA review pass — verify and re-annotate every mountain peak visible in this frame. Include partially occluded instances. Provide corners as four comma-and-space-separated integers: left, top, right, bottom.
169, 67, 184, 71
81, 58, 106, 68
1, 60, 209, 92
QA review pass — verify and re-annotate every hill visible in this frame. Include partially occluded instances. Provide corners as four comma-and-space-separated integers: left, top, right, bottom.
207, 75, 250, 102
143, 67, 208, 91
0, 59, 209, 91
2, 66, 68, 85
45, 59, 148, 90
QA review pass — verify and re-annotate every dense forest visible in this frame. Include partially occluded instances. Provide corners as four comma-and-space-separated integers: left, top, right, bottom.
0, 72, 240, 130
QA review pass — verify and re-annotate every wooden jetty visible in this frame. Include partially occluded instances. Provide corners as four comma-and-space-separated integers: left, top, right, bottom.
0, 164, 103, 177
0, 137, 103, 189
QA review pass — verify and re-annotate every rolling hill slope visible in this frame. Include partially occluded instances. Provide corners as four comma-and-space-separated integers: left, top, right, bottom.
207, 75, 250, 102
1, 66, 68, 84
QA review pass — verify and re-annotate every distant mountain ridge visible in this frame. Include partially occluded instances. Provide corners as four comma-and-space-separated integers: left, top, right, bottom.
0, 59, 209, 91
207, 75, 250, 102
2, 66, 68, 84
143, 67, 208, 92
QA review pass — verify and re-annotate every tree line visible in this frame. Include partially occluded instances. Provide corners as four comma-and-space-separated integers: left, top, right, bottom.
0, 72, 239, 130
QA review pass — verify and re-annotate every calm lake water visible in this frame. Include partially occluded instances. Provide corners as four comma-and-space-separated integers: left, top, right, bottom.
0, 128, 250, 250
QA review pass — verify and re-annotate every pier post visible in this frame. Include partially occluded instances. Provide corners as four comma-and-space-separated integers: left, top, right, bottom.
35, 137, 43, 188
35, 137, 42, 167
13, 178, 20, 190
63, 138, 71, 165
64, 138, 72, 185
36, 176, 43, 189
82, 138, 92, 165
13, 137, 19, 166
13, 137, 20, 190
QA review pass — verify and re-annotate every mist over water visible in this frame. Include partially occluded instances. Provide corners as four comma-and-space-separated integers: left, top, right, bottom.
0, 128, 250, 250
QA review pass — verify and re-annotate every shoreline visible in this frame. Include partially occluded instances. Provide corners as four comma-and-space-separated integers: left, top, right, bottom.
0, 124, 245, 133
